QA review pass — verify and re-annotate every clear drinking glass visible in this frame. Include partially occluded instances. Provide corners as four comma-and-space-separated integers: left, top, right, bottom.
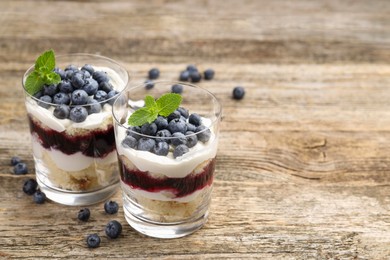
22, 54, 129, 206
113, 81, 222, 238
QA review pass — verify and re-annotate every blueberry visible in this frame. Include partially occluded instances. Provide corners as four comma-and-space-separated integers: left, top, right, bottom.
196, 125, 211, 142
173, 144, 189, 158
38, 95, 52, 109
81, 70, 91, 78
58, 80, 74, 93
87, 99, 101, 114
141, 123, 158, 136
14, 163, 28, 175
92, 71, 109, 84
126, 126, 142, 140
153, 141, 169, 156
33, 90, 43, 99
167, 110, 181, 122
99, 82, 113, 93
171, 84, 183, 94
179, 70, 190, 81
71, 72, 85, 89
105, 220, 122, 239
144, 80, 154, 90
69, 106, 88, 123
78, 208, 90, 221
168, 118, 187, 134
106, 90, 119, 106
203, 69, 215, 80
176, 107, 189, 118
94, 90, 108, 103
154, 116, 168, 130
137, 138, 156, 152
186, 122, 197, 132
86, 234, 101, 248
148, 68, 160, 80
65, 64, 78, 71
54, 67, 66, 80
155, 129, 172, 142
53, 92, 70, 105
71, 89, 89, 105
23, 178, 38, 195
83, 78, 99, 96
65, 70, 75, 80
53, 104, 70, 119
171, 132, 187, 146
233, 86, 245, 100
186, 131, 198, 148
186, 64, 198, 72
189, 113, 202, 126
11, 156, 21, 166
33, 190, 46, 204
190, 71, 202, 83
81, 64, 95, 75
122, 135, 138, 149
104, 200, 119, 214
43, 84, 58, 96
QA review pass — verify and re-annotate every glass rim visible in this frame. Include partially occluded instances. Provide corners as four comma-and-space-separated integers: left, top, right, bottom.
22, 53, 129, 106
112, 80, 222, 139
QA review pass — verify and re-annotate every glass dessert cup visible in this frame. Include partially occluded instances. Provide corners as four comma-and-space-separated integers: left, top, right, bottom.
113, 81, 222, 238
22, 54, 129, 206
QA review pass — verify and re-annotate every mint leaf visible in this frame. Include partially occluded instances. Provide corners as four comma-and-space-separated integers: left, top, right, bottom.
156, 93, 182, 117
144, 95, 156, 108
43, 71, 61, 84
25, 71, 44, 95
128, 107, 158, 126
35, 49, 56, 71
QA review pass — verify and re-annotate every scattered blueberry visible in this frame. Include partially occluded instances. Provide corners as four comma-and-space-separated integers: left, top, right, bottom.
203, 69, 215, 80
23, 178, 38, 195
167, 110, 181, 122
155, 129, 172, 142
153, 141, 169, 156
104, 201, 119, 214
33, 190, 46, 204
83, 78, 99, 96
43, 84, 58, 96
148, 68, 160, 80
53, 92, 70, 105
233, 86, 245, 100
11, 156, 21, 166
105, 220, 122, 239
14, 163, 28, 175
106, 90, 119, 106
168, 118, 187, 134
94, 90, 108, 103
53, 104, 70, 119
58, 80, 73, 93
186, 131, 198, 148
81, 64, 94, 75
86, 234, 101, 248
71, 72, 85, 89
137, 138, 156, 152
78, 208, 91, 221
173, 144, 189, 158
69, 106, 88, 123
179, 70, 190, 81
71, 89, 89, 105
171, 84, 183, 94
189, 113, 202, 126
38, 95, 52, 109
171, 132, 187, 146
92, 71, 109, 84
87, 99, 101, 114
189, 71, 202, 83
141, 123, 158, 136
145, 80, 155, 90
99, 82, 113, 93
186, 64, 198, 72
196, 125, 211, 142
176, 107, 189, 118
154, 116, 168, 130
122, 135, 138, 149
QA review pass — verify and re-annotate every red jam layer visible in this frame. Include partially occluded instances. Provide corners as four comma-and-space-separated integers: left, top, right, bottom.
119, 158, 216, 198
28, 114, 116, 158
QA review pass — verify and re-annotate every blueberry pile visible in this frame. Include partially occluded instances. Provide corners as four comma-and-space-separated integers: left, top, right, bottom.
122, 107, 211, 158
34, 64, 119, 123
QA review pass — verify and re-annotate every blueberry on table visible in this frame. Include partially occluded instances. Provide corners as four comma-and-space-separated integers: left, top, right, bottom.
171, 84, 183, 94
137, 138, 156, 152
23, 178, 38, 195
148, 68, 160, 80
189, 71, 202, 83
233, 86, 245, 100
105, 220, 122, 239
78, 208, 91, 221
71, 89, 89, 105
14, 163, 28, 175
189, 113, 202, 126
153, 141, 169, 156
144, 80, 155, 90
86, 234, 101, 248
173, 144, 189, 158
122, 135, 138, 149
69, 106, 88, 123
53, 105, 70, 119
203, 69, 215, 80
104, 201, 119, 214
179, 70, 190, 81
53, 92, 70, 105
33, 190, 46, 204
92, 71, 109, 84
38, 95, 52, 109
186, 64, 198, 72
10, 156, 21, 166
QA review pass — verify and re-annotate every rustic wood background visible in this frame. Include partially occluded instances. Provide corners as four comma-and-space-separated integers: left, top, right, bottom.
1, 0, 390, 259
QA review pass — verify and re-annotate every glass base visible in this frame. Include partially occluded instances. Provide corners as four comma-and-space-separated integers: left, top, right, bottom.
36, 175, 119, 206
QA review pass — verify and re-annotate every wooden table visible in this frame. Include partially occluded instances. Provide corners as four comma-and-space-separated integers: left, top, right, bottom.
1, 1, 390, 259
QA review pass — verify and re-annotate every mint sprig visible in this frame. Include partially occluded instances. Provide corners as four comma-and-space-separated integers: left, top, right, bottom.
128, 93, 182, 126
25, 49, 61, 95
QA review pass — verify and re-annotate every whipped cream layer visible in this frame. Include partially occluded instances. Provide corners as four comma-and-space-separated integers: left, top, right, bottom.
25, 66, 125, 133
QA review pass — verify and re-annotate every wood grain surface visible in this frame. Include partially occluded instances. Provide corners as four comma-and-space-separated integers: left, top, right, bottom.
1, 0, 390, 259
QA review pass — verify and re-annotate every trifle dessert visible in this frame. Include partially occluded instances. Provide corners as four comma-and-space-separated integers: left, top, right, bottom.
113, 81, 222, 238
22, 50, 129, 205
